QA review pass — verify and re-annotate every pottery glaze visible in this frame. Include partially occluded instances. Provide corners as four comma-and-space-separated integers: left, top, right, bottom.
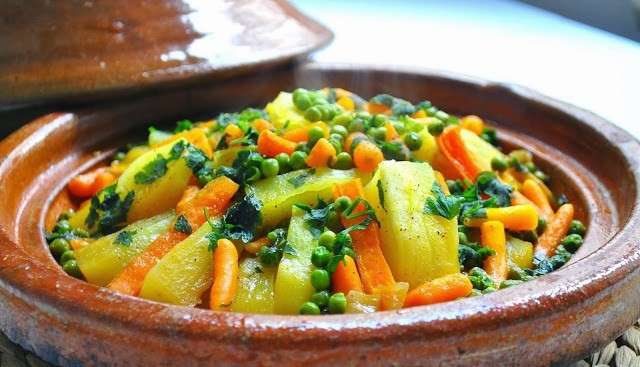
0, 64, 639, 366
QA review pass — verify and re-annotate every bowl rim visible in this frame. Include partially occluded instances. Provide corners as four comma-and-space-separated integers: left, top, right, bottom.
1, 62, 640, 355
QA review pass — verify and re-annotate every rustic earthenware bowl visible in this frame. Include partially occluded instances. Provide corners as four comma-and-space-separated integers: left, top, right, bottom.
0, 64, 639, 366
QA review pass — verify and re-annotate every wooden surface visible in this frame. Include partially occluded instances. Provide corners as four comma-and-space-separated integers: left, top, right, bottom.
0, 64, 639, 366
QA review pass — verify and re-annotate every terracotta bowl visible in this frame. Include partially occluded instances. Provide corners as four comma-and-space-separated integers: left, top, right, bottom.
1, 64, 639, 366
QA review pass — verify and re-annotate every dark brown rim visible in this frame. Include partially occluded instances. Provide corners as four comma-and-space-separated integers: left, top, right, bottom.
1, 63, 639, 364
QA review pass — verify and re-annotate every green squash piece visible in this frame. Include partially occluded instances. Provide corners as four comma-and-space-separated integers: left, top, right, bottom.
507, 236, 534, 270
231, 257, 277, 314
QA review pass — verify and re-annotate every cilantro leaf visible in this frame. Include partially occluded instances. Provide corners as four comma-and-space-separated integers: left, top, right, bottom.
326, 254, 346, 273
377, 180, 385, 210
468, 267, 495, 290
458, 243, 495, 270
369, 94, 416, 116
174, 119, 193, 133
114, 230, 136, 246
476, 171, 513, 207
223, 190, 262, 243
86, 186, 135, 235
174, 214, 192, 234
424, 182, 464, 220
287, 169, 315, 188
134, 155, 167, 185
294, 198, 333, 237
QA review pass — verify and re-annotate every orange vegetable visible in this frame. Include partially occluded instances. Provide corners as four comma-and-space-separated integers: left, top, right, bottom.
353, 140, 384, 172
67, 167, 107, 198
224, 124, 244, 143
464, 204, 539, 231
244, 237, 270, 255
535, 203, 575, 258
404, 273, 472, 307
108, 177, 238, 296
384, 121, 399, 141
333, 180, 395, 294
210, 238, 239, 310
345, 132, 367, 153
372, 282, 409, 311
436, 126, 482, 181
252, 118, 274, 132
460, 115, 485, 135
257, 130, 297, 157
156, 128, 213, 158
521, 179, 554, 221
337, 96, 355, 111
332, 255, 364, 294
92, 170, 116, 194
368, 102, 391, 115
282, 122, 329, 143
305, 138, 337, 168
412, 109, 427, 118
434, 171, 449, 195
481, 221, 508, 283
69, 239, 90, 251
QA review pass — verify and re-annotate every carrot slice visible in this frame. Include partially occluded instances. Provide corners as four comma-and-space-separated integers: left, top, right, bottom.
282, 122, 329, 143
67, 167, 107, 198
224, 124, 244, 143
333, 179, 395, 295
353, 141, 384, 172
332, 255, 364, 294
252, 119, 274, 133
306, 138, 337, 168
437, 125, 482, 181
481, 220, 508, 283
368, 102, 391, 115
108, 177, 238, 296
244, 237, 270, 255
155, 128, 213, 158
210, 238, 239, 310
535, 203, 575, 258
92, 170, 116, 194
384, 121, 399, 141
404, 273, 472, 307
257, 130, 297, 157
521, 179, 554, 221
344, 132, 367, 153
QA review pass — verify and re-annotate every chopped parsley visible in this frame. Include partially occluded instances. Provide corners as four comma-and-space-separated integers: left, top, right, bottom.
85, 185, 135, 235
476, 171, 513, 207
294, 198, 334, 237
287, 169, 315, 188
174, 215, 192, 234
369, 94, 416, 116
174, 119, 193, 133
114, 230, 136, 246
424, 181, 464, 220
458, 243, 496, 270
134, 141, 186, 185
468, 267, 495, 291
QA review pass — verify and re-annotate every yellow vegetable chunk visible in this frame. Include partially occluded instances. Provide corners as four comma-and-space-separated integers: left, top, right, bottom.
251, 168, 357, 231
265, 92, 306, 129
116, 139, 193, 223
507, 236, 534, 270
411, 128, 438, 163
363, 161, 459, 288
139, 223, 213, 306
76, 211, 175, 286
459, 128, 507, 172
273, 208, 317, 314
231, 257, 277, 314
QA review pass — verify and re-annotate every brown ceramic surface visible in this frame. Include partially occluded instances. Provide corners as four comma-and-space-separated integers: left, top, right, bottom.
0, 0, 332, 106
0, 64, 639, 366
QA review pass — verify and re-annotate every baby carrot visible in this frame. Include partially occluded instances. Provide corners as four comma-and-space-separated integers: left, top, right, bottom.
244, 237, 270, 255
521, 179, 554, 221
210, 239, 239, 310
404, 273, 472, 307
536, 203, 575, 258
332, 255, 364, 295
481, 220, 508, 283
464, 204, 539, 231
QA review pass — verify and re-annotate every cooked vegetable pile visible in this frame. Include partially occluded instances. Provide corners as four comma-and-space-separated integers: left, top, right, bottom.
45, 88, 587, 314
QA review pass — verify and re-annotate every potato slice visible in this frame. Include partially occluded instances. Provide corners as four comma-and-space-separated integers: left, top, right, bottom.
76, 211, 175, 286
231, 257, 277, 314
273, 208, 317, 314
363, 161, 459, 288
264, 92, 306, 129
507, 236, 534, 270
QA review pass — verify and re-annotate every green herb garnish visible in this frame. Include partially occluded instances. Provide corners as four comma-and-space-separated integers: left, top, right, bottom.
174, 214, 192, 234
114, 230, 136, 246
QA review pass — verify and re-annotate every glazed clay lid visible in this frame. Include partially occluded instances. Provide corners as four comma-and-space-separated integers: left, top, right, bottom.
0, 0, 333, 106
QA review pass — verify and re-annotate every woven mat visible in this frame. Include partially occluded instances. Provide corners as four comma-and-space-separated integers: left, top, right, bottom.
2, 322, 640, 367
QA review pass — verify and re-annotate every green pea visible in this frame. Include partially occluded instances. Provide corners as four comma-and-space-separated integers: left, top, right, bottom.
72, 228, 90, 238
537, 218, 547, 234
289, 151, 308, 170
329, 139, 343, 154
310, 93, 328, 106
49, 238, 70, 258
57, 211, 72, 221
275, 153, 290, 173
435, 110, 449, 121
60, 250, 75, 264
308, 126, 325, 145
524, 162, 537, 173
334, 232, 353, 248
334, 196, 351, 212
330, 125, 348, 137
447, 179, 464, 194
333, 152, 353, 170
53, 220, 72, 234
315, 105, 332, 121
332, 113, 353, 127
569, 220, 586, 236
62, 260, 82, 278
258, 246, 281, 266
458, 232, 468, 245
371, 114, 388, 127
318, 230, 336, 249
534, 170, 550, 183
293, 89, 312, 111
404, 132, 423, 150
245, 166, 261, 183
299, 301, 321, 315
368, 126, 387, 141
311, 269, 330, 290
113, 151, 126, 162
260, 158, 279, 178
392, 121, 405, 134
311, 246, 332, 268
348, 118, 365, 133
426, 106, 438, 116
340, 246, 356, 259
326, 210, 342, 232
295, 142, 309, 153
509, 149, 533, 164
561, 234, 583, 253
491, 156, 509, 171
428, 120, 445, 136
311, 291, 330, 307
328, 292, 347, 314
305, 106, 322, 122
